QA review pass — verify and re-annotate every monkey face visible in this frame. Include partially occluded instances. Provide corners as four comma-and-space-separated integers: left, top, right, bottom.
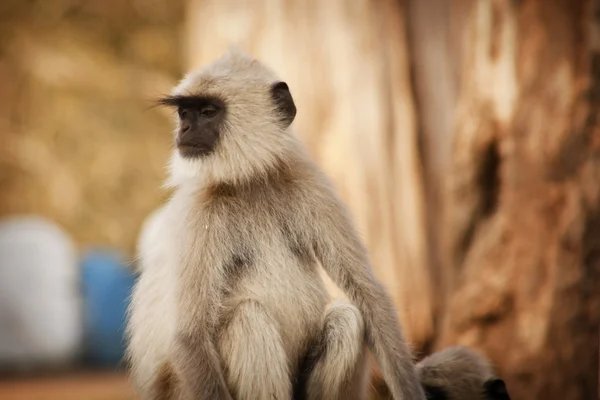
483, 378, 510, 400
423, 377, 510, 400
157, 48, 301, 185
169, 95, 226, 158
159, 80, 295, 160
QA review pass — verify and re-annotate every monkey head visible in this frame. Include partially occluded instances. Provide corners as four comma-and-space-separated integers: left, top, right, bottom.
157, 48, 298, 187
417, 346, 511, 400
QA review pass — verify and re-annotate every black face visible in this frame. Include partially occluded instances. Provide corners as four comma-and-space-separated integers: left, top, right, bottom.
158, 95, 226, 158
484, 378, 510, 400
422, 379, 510, 400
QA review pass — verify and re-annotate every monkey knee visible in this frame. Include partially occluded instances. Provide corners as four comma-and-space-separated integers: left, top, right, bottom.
222, 301, 285, 358
322, 300, 365, 350
303, 301, 368, 400
220, 300, 291, 400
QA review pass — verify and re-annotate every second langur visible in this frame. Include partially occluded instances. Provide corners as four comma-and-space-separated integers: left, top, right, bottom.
417, 346, 511, 400
126, 49, 427, 400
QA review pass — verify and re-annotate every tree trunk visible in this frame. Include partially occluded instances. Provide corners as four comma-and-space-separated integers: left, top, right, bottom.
405, 0, 467, 337
437, 1, 600, 399
184, 0, 434, 350
184, 1, 600, 398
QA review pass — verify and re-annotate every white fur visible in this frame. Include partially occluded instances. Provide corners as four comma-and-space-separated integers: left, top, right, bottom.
127, 202, 179, 397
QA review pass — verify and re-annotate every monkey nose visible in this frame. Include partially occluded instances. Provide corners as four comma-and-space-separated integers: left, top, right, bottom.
181, 120, 191, 134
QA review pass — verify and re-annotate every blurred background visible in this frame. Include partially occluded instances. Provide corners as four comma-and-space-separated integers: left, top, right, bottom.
0, 0, 598, 399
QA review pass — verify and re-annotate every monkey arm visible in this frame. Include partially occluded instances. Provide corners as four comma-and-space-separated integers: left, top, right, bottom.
172, 235, 234, 400
311, 193, 427, 400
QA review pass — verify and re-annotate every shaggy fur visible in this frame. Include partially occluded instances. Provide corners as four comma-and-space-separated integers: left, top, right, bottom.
126, 48, 425, 400
417, 346, 511, 400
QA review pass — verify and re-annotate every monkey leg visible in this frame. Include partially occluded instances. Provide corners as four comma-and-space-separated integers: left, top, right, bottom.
219, 300, 292, 400
304, 300, 369, 400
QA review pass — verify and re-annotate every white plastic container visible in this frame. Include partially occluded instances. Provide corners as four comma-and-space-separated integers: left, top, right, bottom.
0, 215, 83, 371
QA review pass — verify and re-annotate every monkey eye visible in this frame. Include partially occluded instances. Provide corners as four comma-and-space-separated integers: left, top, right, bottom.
177, 107, 189, 120
200, 105, 219, 118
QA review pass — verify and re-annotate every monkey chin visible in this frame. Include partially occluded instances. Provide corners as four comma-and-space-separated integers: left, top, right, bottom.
176, 143, 212, 159
165, 151, 207, 189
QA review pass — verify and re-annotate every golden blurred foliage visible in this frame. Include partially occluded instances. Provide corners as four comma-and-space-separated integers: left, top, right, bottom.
0, 0, 185, 253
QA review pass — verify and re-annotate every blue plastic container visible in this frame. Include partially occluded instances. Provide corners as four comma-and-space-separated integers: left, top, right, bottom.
80, 249, 136, 367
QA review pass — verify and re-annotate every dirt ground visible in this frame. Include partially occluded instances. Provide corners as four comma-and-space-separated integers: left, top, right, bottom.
0, 371, 136, 400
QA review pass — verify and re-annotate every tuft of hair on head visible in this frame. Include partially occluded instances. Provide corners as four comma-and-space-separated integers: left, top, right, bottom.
417, 346, 510, 400
223, 43, 253, 60
156, 49, 302, 189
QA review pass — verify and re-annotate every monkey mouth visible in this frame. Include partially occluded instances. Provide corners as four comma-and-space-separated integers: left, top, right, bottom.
177, 142, 212, 158
177, 143, 201, 150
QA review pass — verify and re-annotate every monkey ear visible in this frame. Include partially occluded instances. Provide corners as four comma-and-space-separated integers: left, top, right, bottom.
484, 378, 510, 400
271, 81, 296, 127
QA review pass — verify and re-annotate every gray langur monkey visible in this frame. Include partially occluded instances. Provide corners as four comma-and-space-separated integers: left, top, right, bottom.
417, 346, 511, 400
126, 48, 427, 400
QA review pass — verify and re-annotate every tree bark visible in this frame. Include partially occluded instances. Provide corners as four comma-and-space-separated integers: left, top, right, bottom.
437, 1, 600, 399
184, 0, 434, 350
405, 0, 467, 340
